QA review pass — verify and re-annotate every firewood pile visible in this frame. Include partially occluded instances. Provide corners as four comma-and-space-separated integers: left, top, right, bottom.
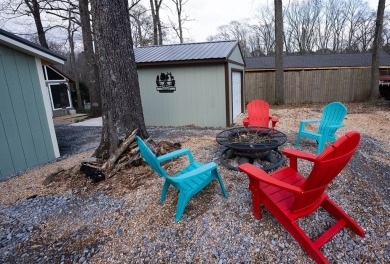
43, 129, 182, 188
80, 129, 182, 182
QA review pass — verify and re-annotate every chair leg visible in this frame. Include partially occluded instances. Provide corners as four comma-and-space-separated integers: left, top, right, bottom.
176, 192, 191, 222
251, 192, 262, 220
160, 181, 171, 203
317, 137, 326, 154
284, 220, 330, 264
321, 198, 365, 237
295, 134, 301, 148
248, 177, 262, 219
214, 169, 228, 198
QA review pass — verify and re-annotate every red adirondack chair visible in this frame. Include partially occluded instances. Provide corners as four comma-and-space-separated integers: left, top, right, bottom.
243, 100, 279, 129
238, 131, 364, 264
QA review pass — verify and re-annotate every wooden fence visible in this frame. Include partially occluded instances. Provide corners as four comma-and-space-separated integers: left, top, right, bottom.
244, 68, 372, 104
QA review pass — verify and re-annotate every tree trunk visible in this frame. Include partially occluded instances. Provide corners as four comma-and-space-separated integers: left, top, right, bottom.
370, 0, 386, 101
74, 80, 83, 110
79, 0, 102, 117
150, 0, 163, 45
274, 0, 284, 104
67, 9, 83, 110
156, 0, 163, 45
90, 0, 148, 158
24, 0, 49, 48
173, 0, 183, 43
150, 0, 158, 45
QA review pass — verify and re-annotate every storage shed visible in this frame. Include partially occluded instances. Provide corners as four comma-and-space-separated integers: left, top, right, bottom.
245, 53, 390, 104
135, 40, 245, 128
0, 29, 65, 179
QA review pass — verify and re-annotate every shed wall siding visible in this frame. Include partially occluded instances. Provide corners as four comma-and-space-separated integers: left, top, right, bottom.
138, 64, 226, 127
0, 44, 56, 179
245, 68, 372, 104
229, 46, 245, 65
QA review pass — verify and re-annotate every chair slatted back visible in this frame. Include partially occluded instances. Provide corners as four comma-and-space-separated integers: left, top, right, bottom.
136, 136, 168, 178
318, 102, 348, 137
291, 132, 360, 213
247, 100, 270, 127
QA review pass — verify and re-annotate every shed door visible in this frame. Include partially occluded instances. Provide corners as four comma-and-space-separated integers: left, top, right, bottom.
232, 71, 242, 121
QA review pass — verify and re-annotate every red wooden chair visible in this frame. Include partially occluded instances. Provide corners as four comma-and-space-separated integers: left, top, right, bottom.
238, 131, 364, 264
243, 100, 279, 129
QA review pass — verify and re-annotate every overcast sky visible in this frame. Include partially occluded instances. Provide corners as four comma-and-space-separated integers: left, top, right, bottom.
0, 0, 383, 45
157, 0, 382, 43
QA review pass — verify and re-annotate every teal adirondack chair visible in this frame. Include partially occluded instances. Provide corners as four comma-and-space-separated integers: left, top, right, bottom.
295, 102, 348, 154
136, 136, 228, 222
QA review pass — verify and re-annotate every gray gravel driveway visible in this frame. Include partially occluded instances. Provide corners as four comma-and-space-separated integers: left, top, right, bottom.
55, 124, 101, 157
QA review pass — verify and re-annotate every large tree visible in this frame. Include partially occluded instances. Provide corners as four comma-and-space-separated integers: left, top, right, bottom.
274, 0, 284, 104
370, 0, 386, 100
79, 0, 102, 117
1, 0, 49, 48
150, 0, 163, 45
169, 0, 189, 43
90, 0, 148, 157
130, 4, 154, 46
25, 0, 49, 48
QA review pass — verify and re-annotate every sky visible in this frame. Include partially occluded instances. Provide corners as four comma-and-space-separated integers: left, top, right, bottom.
156, 0, 382, 43
183, 0, 258, 42
0, 0, 383, 44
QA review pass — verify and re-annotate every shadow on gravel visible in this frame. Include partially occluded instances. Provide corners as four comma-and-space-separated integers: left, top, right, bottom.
55, 125, 223, 158
349, 135, 390, 201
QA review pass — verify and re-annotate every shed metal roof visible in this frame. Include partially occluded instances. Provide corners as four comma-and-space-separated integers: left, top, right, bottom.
245, 52, 390, 70
0, 28, 66, 64
135, 40, 239, 64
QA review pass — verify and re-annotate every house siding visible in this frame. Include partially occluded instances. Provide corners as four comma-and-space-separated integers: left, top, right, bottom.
0, 44, 56, 179
138, 64, 226, 127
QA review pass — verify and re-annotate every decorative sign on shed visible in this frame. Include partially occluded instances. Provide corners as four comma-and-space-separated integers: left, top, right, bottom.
156, 72, 176, 93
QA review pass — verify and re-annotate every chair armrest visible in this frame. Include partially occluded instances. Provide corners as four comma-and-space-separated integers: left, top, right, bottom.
327, 124, 344, 129
299, 119, 320, 132
300, 119, 320, 125
269, 116, 279, 129
171, 162, 217, 182
238, 163, 303, 195
243, 117, 249, 127
283, 149, 317, 171
320, 124, 344, 138
282, 149, 317, 162
270, 116, 279, 123
157, 148, 194, 164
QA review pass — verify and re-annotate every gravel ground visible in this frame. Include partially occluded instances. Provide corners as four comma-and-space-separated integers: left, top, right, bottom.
0, 102, 389, 263
55, 124, 101, 157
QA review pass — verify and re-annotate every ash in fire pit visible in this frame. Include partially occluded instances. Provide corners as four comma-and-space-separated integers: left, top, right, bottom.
216, 127, 287, 172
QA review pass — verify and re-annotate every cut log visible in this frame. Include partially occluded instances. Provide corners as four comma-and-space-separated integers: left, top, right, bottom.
103, 129, 138, 169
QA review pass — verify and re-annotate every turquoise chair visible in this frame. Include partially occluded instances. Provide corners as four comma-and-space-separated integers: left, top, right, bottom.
295, 102, 348, 154
136, 136, 228, 222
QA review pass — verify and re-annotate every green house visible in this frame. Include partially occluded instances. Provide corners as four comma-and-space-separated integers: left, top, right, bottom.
0, 29, 65, 180
135, 40, 245, 128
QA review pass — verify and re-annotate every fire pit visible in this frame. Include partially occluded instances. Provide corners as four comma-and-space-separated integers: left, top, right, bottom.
216, 126, 287, 172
